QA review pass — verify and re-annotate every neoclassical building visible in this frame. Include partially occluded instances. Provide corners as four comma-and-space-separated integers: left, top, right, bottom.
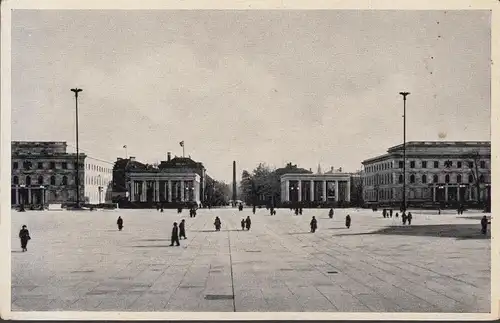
362, 141, 491, 206
113, 152, 206, 206
280, 166, 351, 203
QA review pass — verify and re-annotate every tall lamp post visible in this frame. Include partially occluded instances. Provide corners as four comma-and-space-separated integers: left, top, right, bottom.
71, 88, 83, 208
399, 91, 410, 212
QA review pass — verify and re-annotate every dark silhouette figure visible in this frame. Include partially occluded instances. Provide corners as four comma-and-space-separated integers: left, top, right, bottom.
241, 218, 246, 230
269, 207, 274, 216
402, 212, 407, 225
214, 216, 222, 231
481, 216, 489, 235
245, 216, 252, 231
179, 219, 187, 239
238, 204, 243, 211
160, 204, 164, 213
383, 209, 387, 218
156, 204, 160, 211
395, 212, 399, 218
18, 204, 26, 212
328, 208, 334, 219
407, 212, 412, 225
272, 209, 276, 215
170, 222, 180, 246
389, 209, 393, 218
177, 207, 183, 214
299, 208, 303, 215
295, 208, 299, 216
310, 216, 317, 233
117, 216, 124, 231
438, 208, 441, 215
345, 214, 351, 229
19, 225, 30, 252
252, 205, 256, 214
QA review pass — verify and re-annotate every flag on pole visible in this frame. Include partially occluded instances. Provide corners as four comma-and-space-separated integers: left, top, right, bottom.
179, 141, 184, 147
123, 145, 127, 148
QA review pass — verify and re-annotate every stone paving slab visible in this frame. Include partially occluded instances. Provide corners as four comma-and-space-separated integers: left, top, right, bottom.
11, 207, 491, 312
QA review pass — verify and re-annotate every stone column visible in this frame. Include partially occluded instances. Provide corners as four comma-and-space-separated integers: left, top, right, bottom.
310, 180, 314, 201
28, 188, 32, 204
298, 180, 302, 202
322, 181, 327, 202
457, 186, 461, 202
180, 181, 185, 202
433, 186, 436, 202
141, 181, 146, 202
445, 185, 449, 202
285, 180, 290, 202
194, 180, 200, 203
346, 180, 351, 202
15, 188, 19, 205
335, 181, 339, 202
155, 180, 159, 202
130, 180, 135, 201
168, 180, 172, 202
469, 186, 472, 201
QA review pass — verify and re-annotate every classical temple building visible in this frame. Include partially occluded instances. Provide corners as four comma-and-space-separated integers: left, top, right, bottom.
362, 141, 491, 207
112, 152, 207, 206
280, 165, 351, 203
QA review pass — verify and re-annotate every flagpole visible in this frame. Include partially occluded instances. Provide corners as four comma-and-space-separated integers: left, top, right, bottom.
124, 145, 128, 159
183, 145, 185, 158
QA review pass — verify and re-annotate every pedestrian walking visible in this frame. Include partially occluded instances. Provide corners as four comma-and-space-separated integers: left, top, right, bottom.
170, 222, 180, 246
117, 216, 124, 231
310, 216, 317, 233
245, 216, 252, 231
407, 212, 412, 225
329, 208, 334, 218
395, 212, 399, 218
252, 205, 256, 214
402, 212, 407, 225
299, 208, 303, 215
179, 219, 187, 239
19, 225, 31, 252
241, 218, 246, 231
389, 209, 393, 218
481, 216, 489, 235
214, 216, 222, 231
345, 214, 351, 229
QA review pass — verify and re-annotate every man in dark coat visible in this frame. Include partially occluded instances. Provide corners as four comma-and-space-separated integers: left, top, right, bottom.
345, 214, 351, 229
402, 212, 407, 225
214, 216, 222, 231
310, 216, 317, 233
299, 208, 303, 215
241, 218, 246, 230
252, 205, 256, 214
179, 219, 187, 239
481, 216, 489, 235
245, 216, 252, 231
407, 212, 412, 225
19, 225, 30, 252
117, 216, 124, 231
389, 209, 393, 218
170, 222, 180, 246
329, 208, 334, 218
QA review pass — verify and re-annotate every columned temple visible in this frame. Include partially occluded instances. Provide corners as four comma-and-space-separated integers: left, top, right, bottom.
280, 173, 351, 203
128, 172, 201, 204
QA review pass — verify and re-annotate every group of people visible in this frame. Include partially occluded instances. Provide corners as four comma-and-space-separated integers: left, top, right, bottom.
381, 209, 413, 225
309, 211, 352, 233
241, 216, 252, 231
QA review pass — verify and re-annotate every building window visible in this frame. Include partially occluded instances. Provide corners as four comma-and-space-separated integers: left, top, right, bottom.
422, 175, 427, 184
468, 174, 474, 183
433, 174, 438, 183
422, 161, 427, 168
444, 160, 452, 168
457, 175, 462, 183
13, 162, 18, 169
480, 161, 486, 168
398, 161, 404, 168
434, 161, 439, 168
38, 176, 44, 185
13, 176, 19, 185
457, 161, 462, 168
62, 176, 68, 185
26, 176, 31, 186
445, 174, 450, 183
50, 162, 56, 169
398, 174, 403, 183
410, 161, 415, 168
479, 175, 485, 183
62, 162, 68, 169
468, 161, 473, 168
38, 162, 43, 169
23, 161, 33, 170
410, 174, 415, 183
50, 176, 56, 185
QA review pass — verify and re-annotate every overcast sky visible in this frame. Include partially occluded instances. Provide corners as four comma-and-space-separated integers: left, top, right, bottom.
12, 10, 491, 182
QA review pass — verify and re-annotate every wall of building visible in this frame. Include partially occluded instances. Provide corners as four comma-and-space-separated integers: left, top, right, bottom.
84, 157, 113, 204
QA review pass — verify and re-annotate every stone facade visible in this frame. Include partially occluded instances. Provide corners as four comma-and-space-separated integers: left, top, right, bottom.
11, 141, 86, 206
84, 157, 113, 204
362, 141, 491, 206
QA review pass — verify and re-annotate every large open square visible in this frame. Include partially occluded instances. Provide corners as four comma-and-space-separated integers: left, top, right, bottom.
11, 207, 490, 312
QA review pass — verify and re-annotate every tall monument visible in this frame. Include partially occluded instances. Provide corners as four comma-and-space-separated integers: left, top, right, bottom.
232, 161, 237, 207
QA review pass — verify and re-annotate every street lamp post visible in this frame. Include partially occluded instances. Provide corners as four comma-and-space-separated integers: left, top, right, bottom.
71, 88, 83, 208
399, 91, 410, 212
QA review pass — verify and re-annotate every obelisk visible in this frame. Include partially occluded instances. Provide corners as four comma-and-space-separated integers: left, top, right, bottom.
232, 161, 237, 207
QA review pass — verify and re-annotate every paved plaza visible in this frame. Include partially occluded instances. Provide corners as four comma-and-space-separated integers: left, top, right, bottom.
11, 207, 491, 312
